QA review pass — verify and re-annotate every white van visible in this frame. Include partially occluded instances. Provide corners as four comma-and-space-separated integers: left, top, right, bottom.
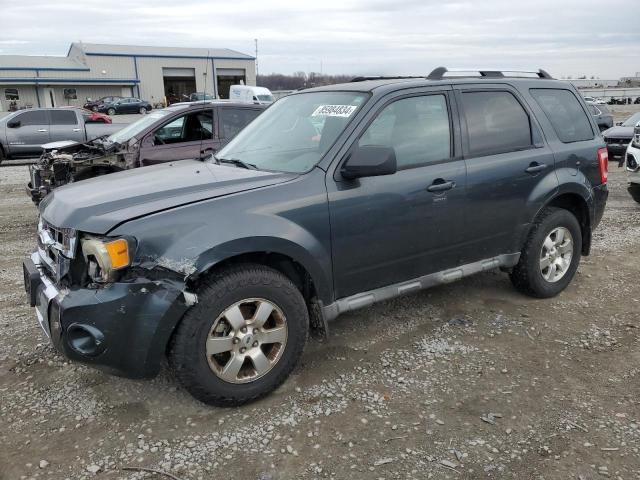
229, 85, 274, 105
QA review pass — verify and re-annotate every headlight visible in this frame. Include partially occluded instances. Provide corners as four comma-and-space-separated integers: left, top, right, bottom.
81, 236, 132, 283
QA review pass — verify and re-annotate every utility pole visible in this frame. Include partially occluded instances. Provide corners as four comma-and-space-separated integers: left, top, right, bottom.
255, 38, 259, 80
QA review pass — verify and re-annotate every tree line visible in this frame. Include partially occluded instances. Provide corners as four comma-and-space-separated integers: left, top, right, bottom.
257, 72, 355, 91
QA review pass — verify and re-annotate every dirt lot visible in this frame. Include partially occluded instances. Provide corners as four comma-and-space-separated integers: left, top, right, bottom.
1, 157, 639, 479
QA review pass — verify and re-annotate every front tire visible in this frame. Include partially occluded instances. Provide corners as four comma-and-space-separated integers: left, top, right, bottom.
510, 208, 582, 298
139, 107, 147, 114
107, 108, 116, 116
169, 264, 309, 406
629, 184, 640, 204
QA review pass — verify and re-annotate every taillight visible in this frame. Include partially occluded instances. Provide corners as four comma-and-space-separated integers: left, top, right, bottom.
597, 147, 608, 184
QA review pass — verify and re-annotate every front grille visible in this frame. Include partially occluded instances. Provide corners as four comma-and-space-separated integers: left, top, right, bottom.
37, 218, 77, 283
605, 137, 629, 146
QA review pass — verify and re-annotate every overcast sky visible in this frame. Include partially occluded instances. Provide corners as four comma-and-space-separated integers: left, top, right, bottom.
1, 0, 639, 78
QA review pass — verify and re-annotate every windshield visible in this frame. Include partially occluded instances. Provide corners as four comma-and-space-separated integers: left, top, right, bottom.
107, 110, 173, 144
213, 91, 368, 173
622, 112, 640, 127
257, 95, 274, 103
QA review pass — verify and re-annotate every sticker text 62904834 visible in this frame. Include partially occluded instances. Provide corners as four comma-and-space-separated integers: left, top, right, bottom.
311, 105, 358, 118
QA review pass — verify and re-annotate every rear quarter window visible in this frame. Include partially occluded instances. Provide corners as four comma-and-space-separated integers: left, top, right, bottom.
530, 89, 594, 143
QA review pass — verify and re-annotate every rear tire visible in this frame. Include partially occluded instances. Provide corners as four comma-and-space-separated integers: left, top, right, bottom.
510, 208, 582, 298
169, 264, 309, 406
629, 184, 640, 204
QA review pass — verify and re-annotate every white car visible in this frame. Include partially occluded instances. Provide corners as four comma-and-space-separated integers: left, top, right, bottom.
626, 123, 640, 203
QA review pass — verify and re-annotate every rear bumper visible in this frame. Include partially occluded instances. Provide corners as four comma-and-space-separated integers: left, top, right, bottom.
23, 252, 190, 378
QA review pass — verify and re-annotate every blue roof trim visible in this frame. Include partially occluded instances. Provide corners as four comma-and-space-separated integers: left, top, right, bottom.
85, 52, 255, 61
0, 67, 90, 71
0, 78, 140, 84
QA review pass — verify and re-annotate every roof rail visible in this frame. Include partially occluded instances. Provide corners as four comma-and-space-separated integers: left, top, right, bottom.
350, 75, 425, 82
427, 67, 553, 80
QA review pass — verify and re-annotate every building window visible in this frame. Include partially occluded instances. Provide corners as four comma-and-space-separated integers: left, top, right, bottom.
63, 88, 77, 100
5, 88, 19, 100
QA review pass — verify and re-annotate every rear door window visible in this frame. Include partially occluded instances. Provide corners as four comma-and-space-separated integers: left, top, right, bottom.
530, 89, 594, 143
50, 110, 78, 125
460, 91, 533, 156
219, 108, 261, 139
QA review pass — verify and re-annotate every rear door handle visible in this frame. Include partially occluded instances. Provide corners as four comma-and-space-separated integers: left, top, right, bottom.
525, 162, 547, 174
72, 128, 81, 132
37, 129, 48, 133
427, 180, 455, 192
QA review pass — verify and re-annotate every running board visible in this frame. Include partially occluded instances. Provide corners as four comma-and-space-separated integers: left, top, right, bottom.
321, 253, 520, 322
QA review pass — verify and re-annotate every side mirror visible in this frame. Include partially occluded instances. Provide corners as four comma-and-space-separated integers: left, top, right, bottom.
7, 120, 20, 128
341, 145, 397, 180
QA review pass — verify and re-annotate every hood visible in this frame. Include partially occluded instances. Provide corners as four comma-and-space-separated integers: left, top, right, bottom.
40, 160, 296, 234
602, 125, 634, 138
42, 140, 81, 151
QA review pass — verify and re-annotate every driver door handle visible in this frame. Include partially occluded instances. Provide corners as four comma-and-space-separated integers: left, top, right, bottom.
427, 179, 455, 192
37, 129, 48, 133
525, 162, 547, 174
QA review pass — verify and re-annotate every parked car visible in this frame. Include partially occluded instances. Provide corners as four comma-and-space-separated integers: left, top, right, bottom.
61, 107, 112, 124
0, 108, 122, 162
625, 123, 640, 203
586, 102, 613, 131
83, 96, 123, 112
229, 85, 274, 105
26, 101, 265, 203
189, 92, 215, 102
97, 97, 153, 115
23, 68, 608, 406
602, 112, 640, 161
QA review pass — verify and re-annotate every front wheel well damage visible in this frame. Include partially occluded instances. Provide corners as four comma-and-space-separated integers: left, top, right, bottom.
184, 252, 327, 338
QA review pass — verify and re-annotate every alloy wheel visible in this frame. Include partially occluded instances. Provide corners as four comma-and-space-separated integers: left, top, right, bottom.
539, 227, 573, 283
206, 298, 288, 384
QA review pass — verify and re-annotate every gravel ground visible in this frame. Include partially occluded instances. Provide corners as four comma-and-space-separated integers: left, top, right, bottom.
0, 160, 639, 480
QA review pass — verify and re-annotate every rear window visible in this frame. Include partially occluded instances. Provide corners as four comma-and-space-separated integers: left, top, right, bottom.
460, 91, 533, 156
50, 110, 78, 125
219, 108, 261, 139
530, 89, 594, 143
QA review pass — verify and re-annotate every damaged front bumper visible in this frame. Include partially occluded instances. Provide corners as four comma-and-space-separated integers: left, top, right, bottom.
23, 252, 192, 378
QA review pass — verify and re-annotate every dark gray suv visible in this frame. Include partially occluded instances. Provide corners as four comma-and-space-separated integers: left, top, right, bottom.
23, 68, 609, 406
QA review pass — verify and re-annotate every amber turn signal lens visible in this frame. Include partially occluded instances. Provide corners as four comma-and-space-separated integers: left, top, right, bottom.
105, 238, 130, 270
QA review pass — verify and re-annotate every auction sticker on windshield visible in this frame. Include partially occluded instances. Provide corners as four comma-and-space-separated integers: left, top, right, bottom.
311, 105, 358, 117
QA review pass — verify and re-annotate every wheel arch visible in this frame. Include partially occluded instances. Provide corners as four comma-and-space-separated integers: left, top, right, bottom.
186, 237, 333, 306
534, 188, 592, 255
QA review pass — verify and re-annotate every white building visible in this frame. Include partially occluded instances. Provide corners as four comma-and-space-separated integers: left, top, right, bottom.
0, 42, 256, 111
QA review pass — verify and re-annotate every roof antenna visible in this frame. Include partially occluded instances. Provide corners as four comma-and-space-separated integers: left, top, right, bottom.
199, 50, 211, 160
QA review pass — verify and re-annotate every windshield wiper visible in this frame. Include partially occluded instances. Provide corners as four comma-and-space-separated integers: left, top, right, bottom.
214, 156, 258, 170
